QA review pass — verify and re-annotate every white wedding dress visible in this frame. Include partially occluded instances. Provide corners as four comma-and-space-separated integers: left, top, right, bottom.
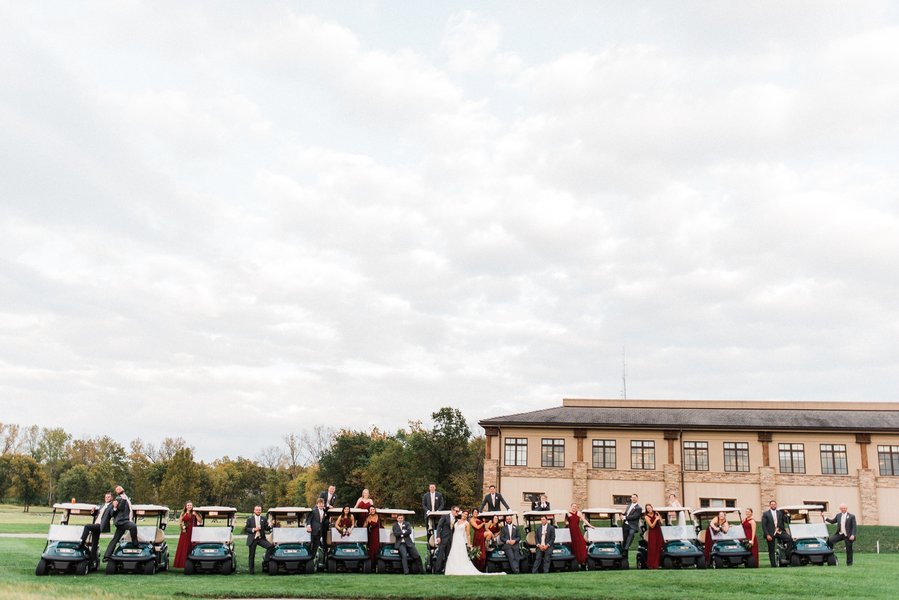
444, 520, 504, 576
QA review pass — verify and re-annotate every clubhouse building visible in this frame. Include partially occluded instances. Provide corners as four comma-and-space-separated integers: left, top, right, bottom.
479, 399, 899, 525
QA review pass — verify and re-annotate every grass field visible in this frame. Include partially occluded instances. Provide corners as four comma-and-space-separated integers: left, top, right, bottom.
2, 505, 898, 599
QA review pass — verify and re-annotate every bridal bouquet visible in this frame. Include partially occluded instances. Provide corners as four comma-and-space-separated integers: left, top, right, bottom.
467, 545, 481, 561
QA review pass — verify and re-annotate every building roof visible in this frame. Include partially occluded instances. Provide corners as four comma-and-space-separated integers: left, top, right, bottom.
479, 399, 899, 432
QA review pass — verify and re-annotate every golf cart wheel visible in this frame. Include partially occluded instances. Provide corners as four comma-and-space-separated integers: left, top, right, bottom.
77, 560, 89, 576
696, 557, 707, 569
376, 559, 386, 574
620, 558, 629, 570
161, 551, 169, 571
184, 559, 194, 575
230, 557, 237, 574
790, 554, 801, 567
567, 559, 578, 571
363, 560, 371, 574
662, 556, 673, 569
35, 558, 48, 576
485, 561, 495, 573
305, 560, 315, 574
268, 560, 278, 575
586, 558, 596, 571
827, 554, 837, 566
105, 560, 117, 575
412, 560, 422, 574
144, 561, 156, 575
327, 558, 336, 573
713, 556, 723, 569
747, 556, 758, 568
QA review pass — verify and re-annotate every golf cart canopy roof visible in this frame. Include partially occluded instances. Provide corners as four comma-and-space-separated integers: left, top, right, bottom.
193, 506, 237, 516
480, 510, 518, 518
267, 507, 312, 516
583, 507, 625, 515
690, 508, 742, 517
52, 503, 97, 513
132, 504, 170, 516
376, 508, 415, 515
328, 507, 368, 515
522, 510, 566, 518
778, 505, 825, 512
654, 506, 692, 513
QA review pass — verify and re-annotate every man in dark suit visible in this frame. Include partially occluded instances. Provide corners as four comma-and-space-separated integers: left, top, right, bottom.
621, 493, 642, 551
104, 485, 138, 561
531, 494, 551, 511
319, 485, 337, 510
421, 483, 445, 514
498, 514, 521, 573
761, 500, 792, 567
531, 514, 555, 573
244, 505, 273, 574
434, 505, 459, 574
306, 497, 329, 566
480, 485, 510, 512
80, 492, 113, 567
392, 513, 421, 574
826, 504, 857, 566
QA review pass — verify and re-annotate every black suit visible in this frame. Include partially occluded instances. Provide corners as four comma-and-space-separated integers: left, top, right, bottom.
81, 502, 113, 565
498, 522, 521, 573
761, 508, 792, 567
531, 523, 556, 573
826, 511, 857, 565
422, 491, 445, 514
621, 502, 642, 551
481, 492, 510, 512
306, 506, 329, 564
104, 495, 137, 559
392, 521, 421, 574
434, 512, 455, 573
531, 500, 551, 511
244, 514, 273, 573
319, 490, 337, 510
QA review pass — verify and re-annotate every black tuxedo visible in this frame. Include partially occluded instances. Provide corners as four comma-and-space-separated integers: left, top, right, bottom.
621, 502, 642, 551
244, 514, 273, 573
826, 511, 857, 565
81, 502, 113, 565
422, 490, 445, 514
761, 508, 792, 566
531, 500, 551, 511
392, 521, 421, 574
319, 490, 337, 510
498, 522, 521, 573
480, 492, 510, 512
531, 523, 556, 573
104, 495, 137, 560
306, 506, 329, 564
434, 512, 455, 573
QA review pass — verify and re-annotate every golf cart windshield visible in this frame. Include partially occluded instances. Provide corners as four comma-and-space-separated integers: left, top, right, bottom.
661, 525, 696, 541
588, 528, 624, 543
789, 523, 829, 539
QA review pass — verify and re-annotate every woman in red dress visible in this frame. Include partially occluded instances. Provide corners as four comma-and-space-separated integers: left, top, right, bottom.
469, 508, 488, 571
173, 501, 202, 569
335, 506, 356, 538
705, 511, 729, 563
364, 506, 380, 568
644, 504, 663, 569
354, 488, 374, 511
741, 507, 759, 567
566, 503, 594, 568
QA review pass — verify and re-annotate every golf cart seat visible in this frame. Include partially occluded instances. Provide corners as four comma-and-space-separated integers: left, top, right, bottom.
697, 530, 706, 544
428, 533, 437, 548
48, 524, 85, 543
136, 526, 166, 545
525, 531, 536, 546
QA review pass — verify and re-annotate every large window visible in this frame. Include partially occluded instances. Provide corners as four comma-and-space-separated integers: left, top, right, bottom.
778, 443, 806, 474
630, 440, 655, 470
683, 441, 709, 471
820, 444, 848, 475
723, 442, 750, 472
699, 498, 737, 508
592, 439, 616, 469
878, 445, 899, 476
541, 438, 565, 467
504, 437, 527, 466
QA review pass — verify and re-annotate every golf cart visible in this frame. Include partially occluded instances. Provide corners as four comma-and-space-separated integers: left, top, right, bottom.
375, 509, 422, 574
691, 508, 756, 568
326, 507, 370, 573
482, 510, 526, 573
637, 506, 706, 569
583, 507, 628, 570
522, 510, 578, 572
265, 507, 316, 575
105, 504, 170, 575
184, 506, 237, 574
779, 505, 837, 567
425, 509, 451, 573
35, 502, 99, 576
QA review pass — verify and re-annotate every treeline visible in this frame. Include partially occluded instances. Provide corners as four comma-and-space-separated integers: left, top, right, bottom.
0, 407, 484, 513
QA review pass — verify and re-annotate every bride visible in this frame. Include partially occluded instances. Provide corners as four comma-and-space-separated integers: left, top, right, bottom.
444, 510, 505, 576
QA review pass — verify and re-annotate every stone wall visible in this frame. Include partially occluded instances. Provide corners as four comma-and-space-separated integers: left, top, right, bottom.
482, 458, 499, 495
860, 469, 878, 525
758, 466, 777, 507
572, 462, 588, 507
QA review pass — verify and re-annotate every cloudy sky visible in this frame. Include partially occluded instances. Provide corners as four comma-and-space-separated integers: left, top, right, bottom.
2, 1, 898, 461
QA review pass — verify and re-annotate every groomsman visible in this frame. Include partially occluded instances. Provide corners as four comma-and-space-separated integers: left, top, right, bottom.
621, 493, 642, 552
244, 505, 273, 574
306, 497, 329, 566
826, 504, 857, 566
498, 515, 521, 573
392, 513, 422, 574
531, 515, 555, 573
104, 485, 137, 561
319, 485, 337, 510
422, 483, 445, 514
761, 500, 792, 567
531, 494, 551, 511
480, 485, 510, 512
434, 505, 459, 574
80, 492, 114, 567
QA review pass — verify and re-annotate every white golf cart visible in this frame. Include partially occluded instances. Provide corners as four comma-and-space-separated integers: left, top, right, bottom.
105, 504, 170, 575
265, 507, 316, 575
184, 506, 237, 574
583, 507, 628, 570
35, 502, 98, 576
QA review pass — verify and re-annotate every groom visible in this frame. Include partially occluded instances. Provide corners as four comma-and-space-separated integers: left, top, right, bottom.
434, 505, 459, 574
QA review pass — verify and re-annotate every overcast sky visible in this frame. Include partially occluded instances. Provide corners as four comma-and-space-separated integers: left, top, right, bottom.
2, 1, 898, 461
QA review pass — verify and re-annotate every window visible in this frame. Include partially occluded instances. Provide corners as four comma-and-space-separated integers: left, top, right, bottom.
805, 500, 829, 513
778, 443, 806, 474
523, 492, 543, 503
592, 439, 616, 469
683, 441, 709, 471
541, 438, 565, 467
699, 498, 737, 508
631, 440, 655, 470
612, 495, 632, 505
820, 444, 848, 475
504, 437, 527, 466
878, 445, 899, 476
724, 442, 750, 472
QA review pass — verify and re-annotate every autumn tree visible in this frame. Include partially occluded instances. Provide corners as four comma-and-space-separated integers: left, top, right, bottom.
9, 455, 48, 511
159, 448, 201, 509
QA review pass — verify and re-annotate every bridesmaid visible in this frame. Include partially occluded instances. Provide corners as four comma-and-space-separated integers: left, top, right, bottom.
173, 501, 202, 569
355, 488, 374, 511
335, 505, 355, 538
566, 503, 594, 568
364, 506, 380, 568
741, 508, 759, 567
644, 504, 663, 569
469, 508, 488, 571
705, 511, 729, 563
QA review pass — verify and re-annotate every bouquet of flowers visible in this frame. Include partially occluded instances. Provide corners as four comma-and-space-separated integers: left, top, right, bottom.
467, 545, 481, 561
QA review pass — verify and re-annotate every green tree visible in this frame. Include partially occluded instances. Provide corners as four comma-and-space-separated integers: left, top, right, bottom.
159, 448, 201, 509
56, 464, 92, 503
35, 427, 72, 505
9, 454, 48, 511
317, 429, 389, 505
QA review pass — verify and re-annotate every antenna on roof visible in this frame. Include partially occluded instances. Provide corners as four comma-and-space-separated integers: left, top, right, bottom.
621, 346, 627, 400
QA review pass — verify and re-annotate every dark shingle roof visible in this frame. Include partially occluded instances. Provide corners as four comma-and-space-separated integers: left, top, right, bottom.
479, 405, 899, 432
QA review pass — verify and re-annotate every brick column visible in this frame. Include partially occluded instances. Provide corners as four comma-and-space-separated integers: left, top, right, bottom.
482, 458, 500, 496
574, 428, 587, 462
572, 461, 588, 507
858, 468, 878, 525
759, 466, 777, 507
758, 432, 772, 467
663, 463, 680, 503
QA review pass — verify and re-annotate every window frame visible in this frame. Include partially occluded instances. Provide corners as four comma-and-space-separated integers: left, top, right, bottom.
541, 438, 565, 468
778, 442, 806, 474
819, 443, 848, 475
630, 440, 656, 470
683, 440, 710, 472
723, 441, 750, 473
592, 439, 617, 469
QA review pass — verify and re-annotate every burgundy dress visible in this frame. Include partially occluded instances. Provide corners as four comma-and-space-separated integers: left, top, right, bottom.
741, 518, 759, 567
704, 523, 716, 563
366, 516, 380, 564
645, 514, 663, 569
471, 517, 487, 571
355, 499, 373, 511
567, 511, 588, 566
173, 513, 199, 568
